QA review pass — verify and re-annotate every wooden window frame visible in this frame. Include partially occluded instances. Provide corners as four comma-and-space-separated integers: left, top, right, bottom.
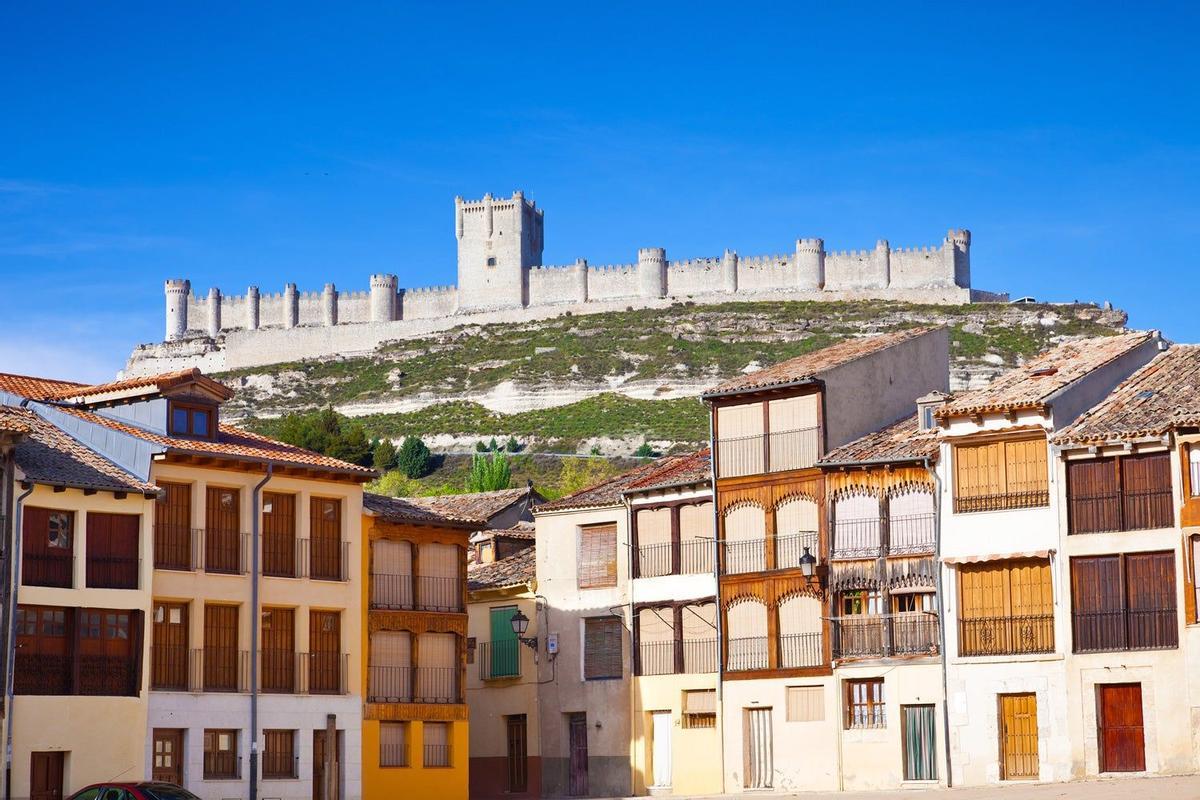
682, 689, 717, 728
952, 436, 1049, 513
583, 616, 623, 680
1070, 551, 1178, 652
844, 678, 886, 729
956, 558, 1055, 656
169, 400, 218, 441
262, 729, 297, 780
1067, 452, 1173, 534
202, 728, 239, 780
379, 721, 409, 768
578, 523, 618, 590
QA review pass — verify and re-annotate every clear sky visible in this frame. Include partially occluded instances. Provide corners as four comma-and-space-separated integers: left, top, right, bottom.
2, 3, 1197, 382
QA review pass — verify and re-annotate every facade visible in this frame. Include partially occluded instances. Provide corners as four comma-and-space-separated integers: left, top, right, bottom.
128, 193, 1001, 376
702, 327, 949, 793
361, 493, 476, 800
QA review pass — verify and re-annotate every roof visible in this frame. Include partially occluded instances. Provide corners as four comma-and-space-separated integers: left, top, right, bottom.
818, 414, 940, 466
1054, 345, 1200, 446
406, 486, 540, 523
468, 545, 536, 591
702, 328, 939, 398
624, 449, 712, 494
1, 407, 156, 495
47, 367, 235, 404
363, 492, 484, 527
0, 372, 88, 401
535, 459, 667, 513
937, 332, 1155, 418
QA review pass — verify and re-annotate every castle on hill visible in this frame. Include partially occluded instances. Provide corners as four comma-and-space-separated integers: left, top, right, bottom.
128, 191, 1004, 376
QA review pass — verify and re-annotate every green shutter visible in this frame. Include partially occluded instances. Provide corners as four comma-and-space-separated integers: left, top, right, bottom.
489, 606, 519, 678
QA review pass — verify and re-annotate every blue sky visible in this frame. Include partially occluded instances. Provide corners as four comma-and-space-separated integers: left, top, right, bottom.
2, 3, 1198, 381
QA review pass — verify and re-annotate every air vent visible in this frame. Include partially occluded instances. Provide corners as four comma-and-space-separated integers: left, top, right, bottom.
1029, 367, 1058, 377
1136, 390, 1155, 400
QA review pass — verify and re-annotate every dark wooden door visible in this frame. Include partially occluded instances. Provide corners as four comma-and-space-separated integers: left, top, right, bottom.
23, 507, 74, 588
86, 512, 140, 589
152, 602, 188, 690
313, 729, 339, 800
261, 607, 295, 692
1099, 684, 1145, 772
310, 498, 342, 580
30, 751, 64, 800
262, 492, 296, 577
568, 712, 588, 796
205, 487, 241, 573
506, 714, 528, 792
152, 729, 184, 784
999, 693, 1038, 780
155, 482, 192, 570
309, 611, 341, 693
204, 604, 239, 691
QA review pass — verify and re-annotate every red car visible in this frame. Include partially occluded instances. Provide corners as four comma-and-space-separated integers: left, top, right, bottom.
67, 783, 200, 800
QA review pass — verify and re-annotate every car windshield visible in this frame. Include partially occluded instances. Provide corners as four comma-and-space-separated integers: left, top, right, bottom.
142, 788, 202, 800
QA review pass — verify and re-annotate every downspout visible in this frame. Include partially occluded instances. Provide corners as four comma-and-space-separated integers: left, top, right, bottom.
248, 464, 273, 800
4, 477, 33, 800
927, 456, 953, 788
624, 493, 637, 795
706, 404, 727, 795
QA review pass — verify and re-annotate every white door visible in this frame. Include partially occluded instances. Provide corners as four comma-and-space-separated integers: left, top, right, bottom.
746, 707, 773, 789
651, 711, 672, 787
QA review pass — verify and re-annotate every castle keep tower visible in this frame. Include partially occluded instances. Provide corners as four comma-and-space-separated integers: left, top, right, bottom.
455, 191, 544, 311
164, 279, 190, 341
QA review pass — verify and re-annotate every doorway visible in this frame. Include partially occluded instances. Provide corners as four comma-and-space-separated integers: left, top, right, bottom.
313, 728, 341, 800
30, 751, 65, 800
998, 693, 1039, 780
650, 710, 672, 788
901, 705, 938, 781
506, 714, 528, 792
152, 729, 184, 785
744, 707, 773, 789
1098, 683, 1145, 772
568, 713, 588, 796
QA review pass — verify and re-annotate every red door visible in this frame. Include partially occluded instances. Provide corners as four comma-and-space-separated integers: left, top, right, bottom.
1099, 683, 1145, 772
30, 751, 64, 800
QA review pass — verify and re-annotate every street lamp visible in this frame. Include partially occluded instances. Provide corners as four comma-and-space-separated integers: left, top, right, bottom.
799, 546, 817, 580
510, 609, 539, 652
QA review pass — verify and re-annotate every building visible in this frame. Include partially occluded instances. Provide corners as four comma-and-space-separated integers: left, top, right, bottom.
701, 327, 949, 793
361, 492, 478, 800
933, 332, 1163, 786
0, 368, 376, 800
127, 192, 1001, 376
466, 526, 540, 799
409, 485, 544, 537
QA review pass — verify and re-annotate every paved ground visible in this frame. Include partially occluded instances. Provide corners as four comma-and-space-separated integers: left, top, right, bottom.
593, 774, 1200, 800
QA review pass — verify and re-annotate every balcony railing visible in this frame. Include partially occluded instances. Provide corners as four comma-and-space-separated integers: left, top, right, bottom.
954, 489, 1049, 514
14, 652, 137, 696
204, 530, 249, 575
79, 654, 139, 695
1072, 608, 1178, 653
154, 524, 200, 571
424, 744, 451, 768
830, 514, 936, 560
635, 638, 718, 676
716, 426, 819, 478
1067, 488, 1174, 534
262, 535, 301, 578
203, 753, 242, 781
152, 647, 346, 694
478, 640, 522, 680
22, 553, 73, 588
201, 647, 250, 692
832, 614, 939, 659
779, 631, 823, 668
726, 635, 769, 672
305, 538, 349, 582
14, 653, 73, 695
306, 651, 348, 694
887, 513, 937, 555
151, 644, 189, 691
370, 574, 464, 612
720, 531, 818, 575
86, 556, 140, 590
958, 614, 1054, 657
367, 665, 460, 704
635, 540, 714, 578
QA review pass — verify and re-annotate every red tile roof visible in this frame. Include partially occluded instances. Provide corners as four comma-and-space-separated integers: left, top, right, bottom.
363, 492, 484, 527
624, 449, 711, 493
48, 368, 234, 403
0, 372, 88, 401
1054, 345, 1200, 446
937, 332, 1156, 418
702, 328, 939, 398
535, 459, 667, 512
406, 486, 542, 523
468, 545, 536, 591
818, 414, 939, 465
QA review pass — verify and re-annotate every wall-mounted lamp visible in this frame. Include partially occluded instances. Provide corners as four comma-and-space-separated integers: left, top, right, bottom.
799, 546, 817, 581
510, 609, 539, 652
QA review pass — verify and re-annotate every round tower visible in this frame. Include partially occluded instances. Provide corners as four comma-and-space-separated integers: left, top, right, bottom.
206, 287, 222, 338
370, 274, 399, 322
946, 229, 971, 287
246, 286, 260, 331
637, 247, 667, 299
873, 239, 891, 288
322, 283, 338, 327
721, 249, 738, 294
574, 258, 589, 303
164, 279, 190, 341
283, 283, 299, 329
795, 238, 825, 291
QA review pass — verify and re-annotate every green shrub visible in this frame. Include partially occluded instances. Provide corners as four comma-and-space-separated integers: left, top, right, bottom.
467, 452, 511, 492
396, 436, 433, 479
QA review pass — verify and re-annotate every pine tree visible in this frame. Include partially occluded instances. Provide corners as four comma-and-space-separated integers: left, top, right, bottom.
396, 436, 433, 479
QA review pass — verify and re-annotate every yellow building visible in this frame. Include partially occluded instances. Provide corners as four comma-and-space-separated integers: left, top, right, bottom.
361, 493, 477, 800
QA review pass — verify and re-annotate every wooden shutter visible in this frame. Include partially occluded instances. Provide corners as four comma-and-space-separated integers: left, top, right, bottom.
1124, 551, 1177, 649
262, 492, 296, 577
155, 482, 192, 569
1070, 556, 1123, 651
1005, 439, 1048, 498
309, 497, 342, 580
578, 524, 617, 589
954, 441, 1003, 504
261, 607, 295, 692
1121, 453, 1173, 531
583, 616, 622, 679
1067, 459, 1120, 534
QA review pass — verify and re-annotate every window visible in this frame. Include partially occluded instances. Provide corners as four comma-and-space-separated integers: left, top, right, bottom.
310, 498, 344, 581
15, 605, 140, 697
423, 722, 451, 767
953, 437, 1048, 513
682, 689, 717, 728
14, 605, 70, 695
919, 404, 936, 431
203, 729, 238, 779
22, 507, 74, 588
486, 256, 497, 267
154, 482, 193, 571
1071, 552, 1177, 652
844, 679, 885, 729
892, 593, 933, 613
840, 590, 882, 616
1067, 453, 1173, 533
262, 730, 296, 779
85, 512, 139, 589
578, 523, 617, 589
786, 686, 824, 722
726, 598, 769, 671
1193, 536, 1200, 623
1191, 446, 1200, 497
380, 722, 408, 767
583, 616, 622, 680
79, 610, 136, 696
957, 559, 1054, 656
169, 402, 216, 440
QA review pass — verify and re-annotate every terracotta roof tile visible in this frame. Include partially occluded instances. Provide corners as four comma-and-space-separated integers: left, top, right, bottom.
406, 486, 541, 523
364, 492, 483, 527
702, 328, 939, 398
937, 332, 1155, 418
468, 545, 536, 591
535, 459, 666, 512
818, 414, 940, 465
1054, 345, 1200, 446
48, 368, 234, 402
624, 449, 711, 493
0, 373, 88, 401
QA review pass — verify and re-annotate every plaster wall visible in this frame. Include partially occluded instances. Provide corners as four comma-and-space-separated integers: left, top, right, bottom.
630, 673, 723, 796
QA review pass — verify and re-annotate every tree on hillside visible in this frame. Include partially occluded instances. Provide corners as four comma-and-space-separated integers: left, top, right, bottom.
505, 436, 521, 453
373, 439, 398, 471
276, 407, 374, 466
396, 436, 433, 479
467, 451, 511, 492
557, 456, 616, 497
634, 442, 656, 458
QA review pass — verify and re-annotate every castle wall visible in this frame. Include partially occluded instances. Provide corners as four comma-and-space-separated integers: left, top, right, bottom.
734, 253, 796, 292
586, 264, 640, 300
890, 246, 954, 289
824, 248, 887, 290
665, 258, 726, 296
529, 264, 586, 306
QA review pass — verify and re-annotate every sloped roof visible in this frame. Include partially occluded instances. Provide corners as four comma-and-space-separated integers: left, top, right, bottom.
363, 491, 484, 527
468, 545, 536, 591
1054, 345, 1200, 446
535, 459, 666, 513
702, 328, 939, 398
937, 332, 1155, 418
0, 373, 88, 401
624, 449, 712, 494
49, 367, 235, 403
406, 486, 541, 523
818, 414, 939, 465
1, 407, 156, 494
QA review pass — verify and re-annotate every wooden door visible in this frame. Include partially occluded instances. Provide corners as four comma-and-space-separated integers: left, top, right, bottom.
309, 611, 341, 693
744, 707, 773, 788
313, 730, 325, 800
30, 751, 64, 800
204, 604, 239, 691
152, 729, 184, 784
506, 715, 528, 793
999, 693, 1039, 780
23, 507, 74, 588
651, 710, 672, 787
310, 498, 342, 581
568, 713, 588, 796
86, 512, 140, 589
1098, 684, 1145, 772
262, 492, 296, 577
152, 602, 188, 690
205, 487, 241, 573
261, 607, 295, 692
155, 481, 192, 569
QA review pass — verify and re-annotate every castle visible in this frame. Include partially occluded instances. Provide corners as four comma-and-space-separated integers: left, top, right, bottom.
129, 192, 1003, 375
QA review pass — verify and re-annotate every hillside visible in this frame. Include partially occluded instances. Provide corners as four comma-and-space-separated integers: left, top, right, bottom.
227, 299, 1128, 455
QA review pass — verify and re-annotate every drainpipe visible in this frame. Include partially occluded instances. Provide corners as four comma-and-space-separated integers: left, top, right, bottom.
624, 494, 638, 795
927, 456, 953, 788
3, 475, 34, 800
248, 464, 273, 800
706, 405, 727, 795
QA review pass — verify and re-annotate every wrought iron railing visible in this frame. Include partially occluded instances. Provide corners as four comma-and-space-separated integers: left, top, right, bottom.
154, 524, 199, 571
368, 665, 460, 704
14, 653, 72, 695
637, 639, 719, 675
778, 631, 823, 668
887, 513, 937, 555
715, 426, 820, 478
1067, 488, 1174, 534
151, 644, 189, 691
305, 537, 350, 582
204, 530, 249, 575
726, 635, 769, 671
478, 640, 522, 680
200, 647, 250, 692
86, 555, 140, 589
370, 573, 463, 612
79, 655, 139, 695
954, 489, 1049, 514
1072, 608, 1178, 653
22, 552, 73, 588
423, 744, 451, 768
832, 614, 939, 659
958, 614, 1054, 656
262, 534, 301, 578
635, 539, 714, 578
720, 531, 818, 575
830, 514, 935, 559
